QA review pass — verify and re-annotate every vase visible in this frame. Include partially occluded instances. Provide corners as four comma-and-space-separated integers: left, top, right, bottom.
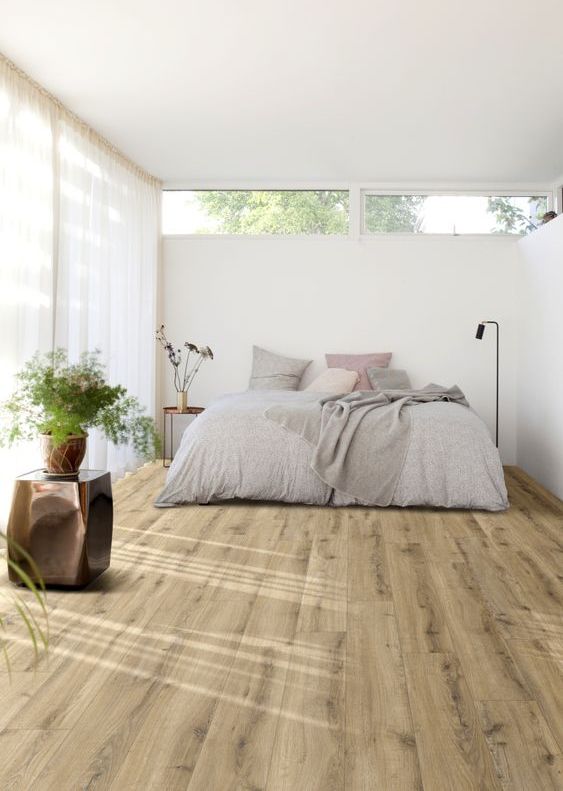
40, 433, 88, 475
177, 391, 188, 412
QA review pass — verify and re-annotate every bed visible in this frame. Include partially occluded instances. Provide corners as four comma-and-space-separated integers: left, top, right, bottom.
155, 389, 508, 511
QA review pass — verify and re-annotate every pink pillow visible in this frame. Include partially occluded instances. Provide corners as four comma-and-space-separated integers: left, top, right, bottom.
326, 352, 392, 390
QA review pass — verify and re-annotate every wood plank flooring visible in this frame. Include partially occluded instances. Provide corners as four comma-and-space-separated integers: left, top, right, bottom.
0, 464, 562, 790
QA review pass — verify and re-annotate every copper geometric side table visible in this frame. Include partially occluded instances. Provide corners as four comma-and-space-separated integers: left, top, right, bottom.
7, 470, 113, 588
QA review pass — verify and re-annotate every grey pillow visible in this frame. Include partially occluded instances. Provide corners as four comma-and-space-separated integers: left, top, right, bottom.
249, 346, 312, 391
367, 367, 412, 390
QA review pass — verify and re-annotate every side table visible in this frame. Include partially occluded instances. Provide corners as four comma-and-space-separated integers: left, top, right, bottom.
7, 469, 113, 588
163, 406, 204, 468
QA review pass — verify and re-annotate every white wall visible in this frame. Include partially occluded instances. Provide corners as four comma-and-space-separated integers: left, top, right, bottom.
162, 235, 521, 463
517, 216, 563, 497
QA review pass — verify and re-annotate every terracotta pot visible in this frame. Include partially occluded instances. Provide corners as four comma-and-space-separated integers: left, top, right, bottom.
177, 391, 188, 412
40, 433, 88, 475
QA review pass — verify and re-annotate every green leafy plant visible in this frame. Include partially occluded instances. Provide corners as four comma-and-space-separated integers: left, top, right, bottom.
0, 349, 160, 457
1, 534, 48, 675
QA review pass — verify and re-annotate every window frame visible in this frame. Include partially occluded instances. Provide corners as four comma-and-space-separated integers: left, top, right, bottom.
161, 185, 353, 239
161, 184, 555, 239
360, 188, 553, 237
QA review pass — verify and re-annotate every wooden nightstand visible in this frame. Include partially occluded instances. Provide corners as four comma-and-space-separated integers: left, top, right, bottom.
162, 406, 204, 468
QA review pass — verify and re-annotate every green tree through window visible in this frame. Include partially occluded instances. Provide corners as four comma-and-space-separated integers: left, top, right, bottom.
193, 190, 349, 234
163, 191, 550, 235
487, 196, 548, 234
364, 195, 425, 232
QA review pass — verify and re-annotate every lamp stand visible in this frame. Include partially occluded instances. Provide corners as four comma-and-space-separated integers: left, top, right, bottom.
493, 321, 499, 448
475, 320, 499, 448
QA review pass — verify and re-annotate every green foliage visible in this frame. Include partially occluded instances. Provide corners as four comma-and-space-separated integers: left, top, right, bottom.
0, 349, 160, 458
194, 190, 349, 234
1, 534, 49, 675
186, 191, 549, 236
364, 195, 425, 232
487, 196, 547, 234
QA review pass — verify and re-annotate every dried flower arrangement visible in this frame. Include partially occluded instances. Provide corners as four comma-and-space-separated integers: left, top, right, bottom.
155, 325, 214, 410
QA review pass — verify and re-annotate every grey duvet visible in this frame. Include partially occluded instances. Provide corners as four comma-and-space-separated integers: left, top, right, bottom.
155, 390, 508, 511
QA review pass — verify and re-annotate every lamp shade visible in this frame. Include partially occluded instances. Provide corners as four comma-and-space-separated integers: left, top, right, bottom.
475, 322, 485, 340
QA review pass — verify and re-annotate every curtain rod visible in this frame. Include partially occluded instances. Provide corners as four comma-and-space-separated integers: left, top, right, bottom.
1, 52, 162, 188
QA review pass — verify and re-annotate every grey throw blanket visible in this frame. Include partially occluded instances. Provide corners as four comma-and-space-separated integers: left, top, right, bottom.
265, 384, 469, 505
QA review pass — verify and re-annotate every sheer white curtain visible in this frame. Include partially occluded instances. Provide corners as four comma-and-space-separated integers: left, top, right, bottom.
0, 59, 55, 528
0, 54, 161, 528
54, 117, 160, 477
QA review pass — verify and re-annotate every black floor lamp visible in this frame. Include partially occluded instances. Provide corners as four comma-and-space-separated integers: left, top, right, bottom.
475, 320, 499, 447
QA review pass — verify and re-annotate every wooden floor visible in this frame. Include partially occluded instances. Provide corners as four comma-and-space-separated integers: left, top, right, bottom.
0, 465, 562, 790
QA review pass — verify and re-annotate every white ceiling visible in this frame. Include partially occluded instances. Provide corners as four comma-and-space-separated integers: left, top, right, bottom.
1, 0, 562, 185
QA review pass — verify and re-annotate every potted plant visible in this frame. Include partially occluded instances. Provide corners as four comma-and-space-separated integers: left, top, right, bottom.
0, 349, 160, 475
156, 325, 214, 412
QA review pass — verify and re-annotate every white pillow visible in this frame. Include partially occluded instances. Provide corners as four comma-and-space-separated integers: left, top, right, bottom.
305, 368, 359, 393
